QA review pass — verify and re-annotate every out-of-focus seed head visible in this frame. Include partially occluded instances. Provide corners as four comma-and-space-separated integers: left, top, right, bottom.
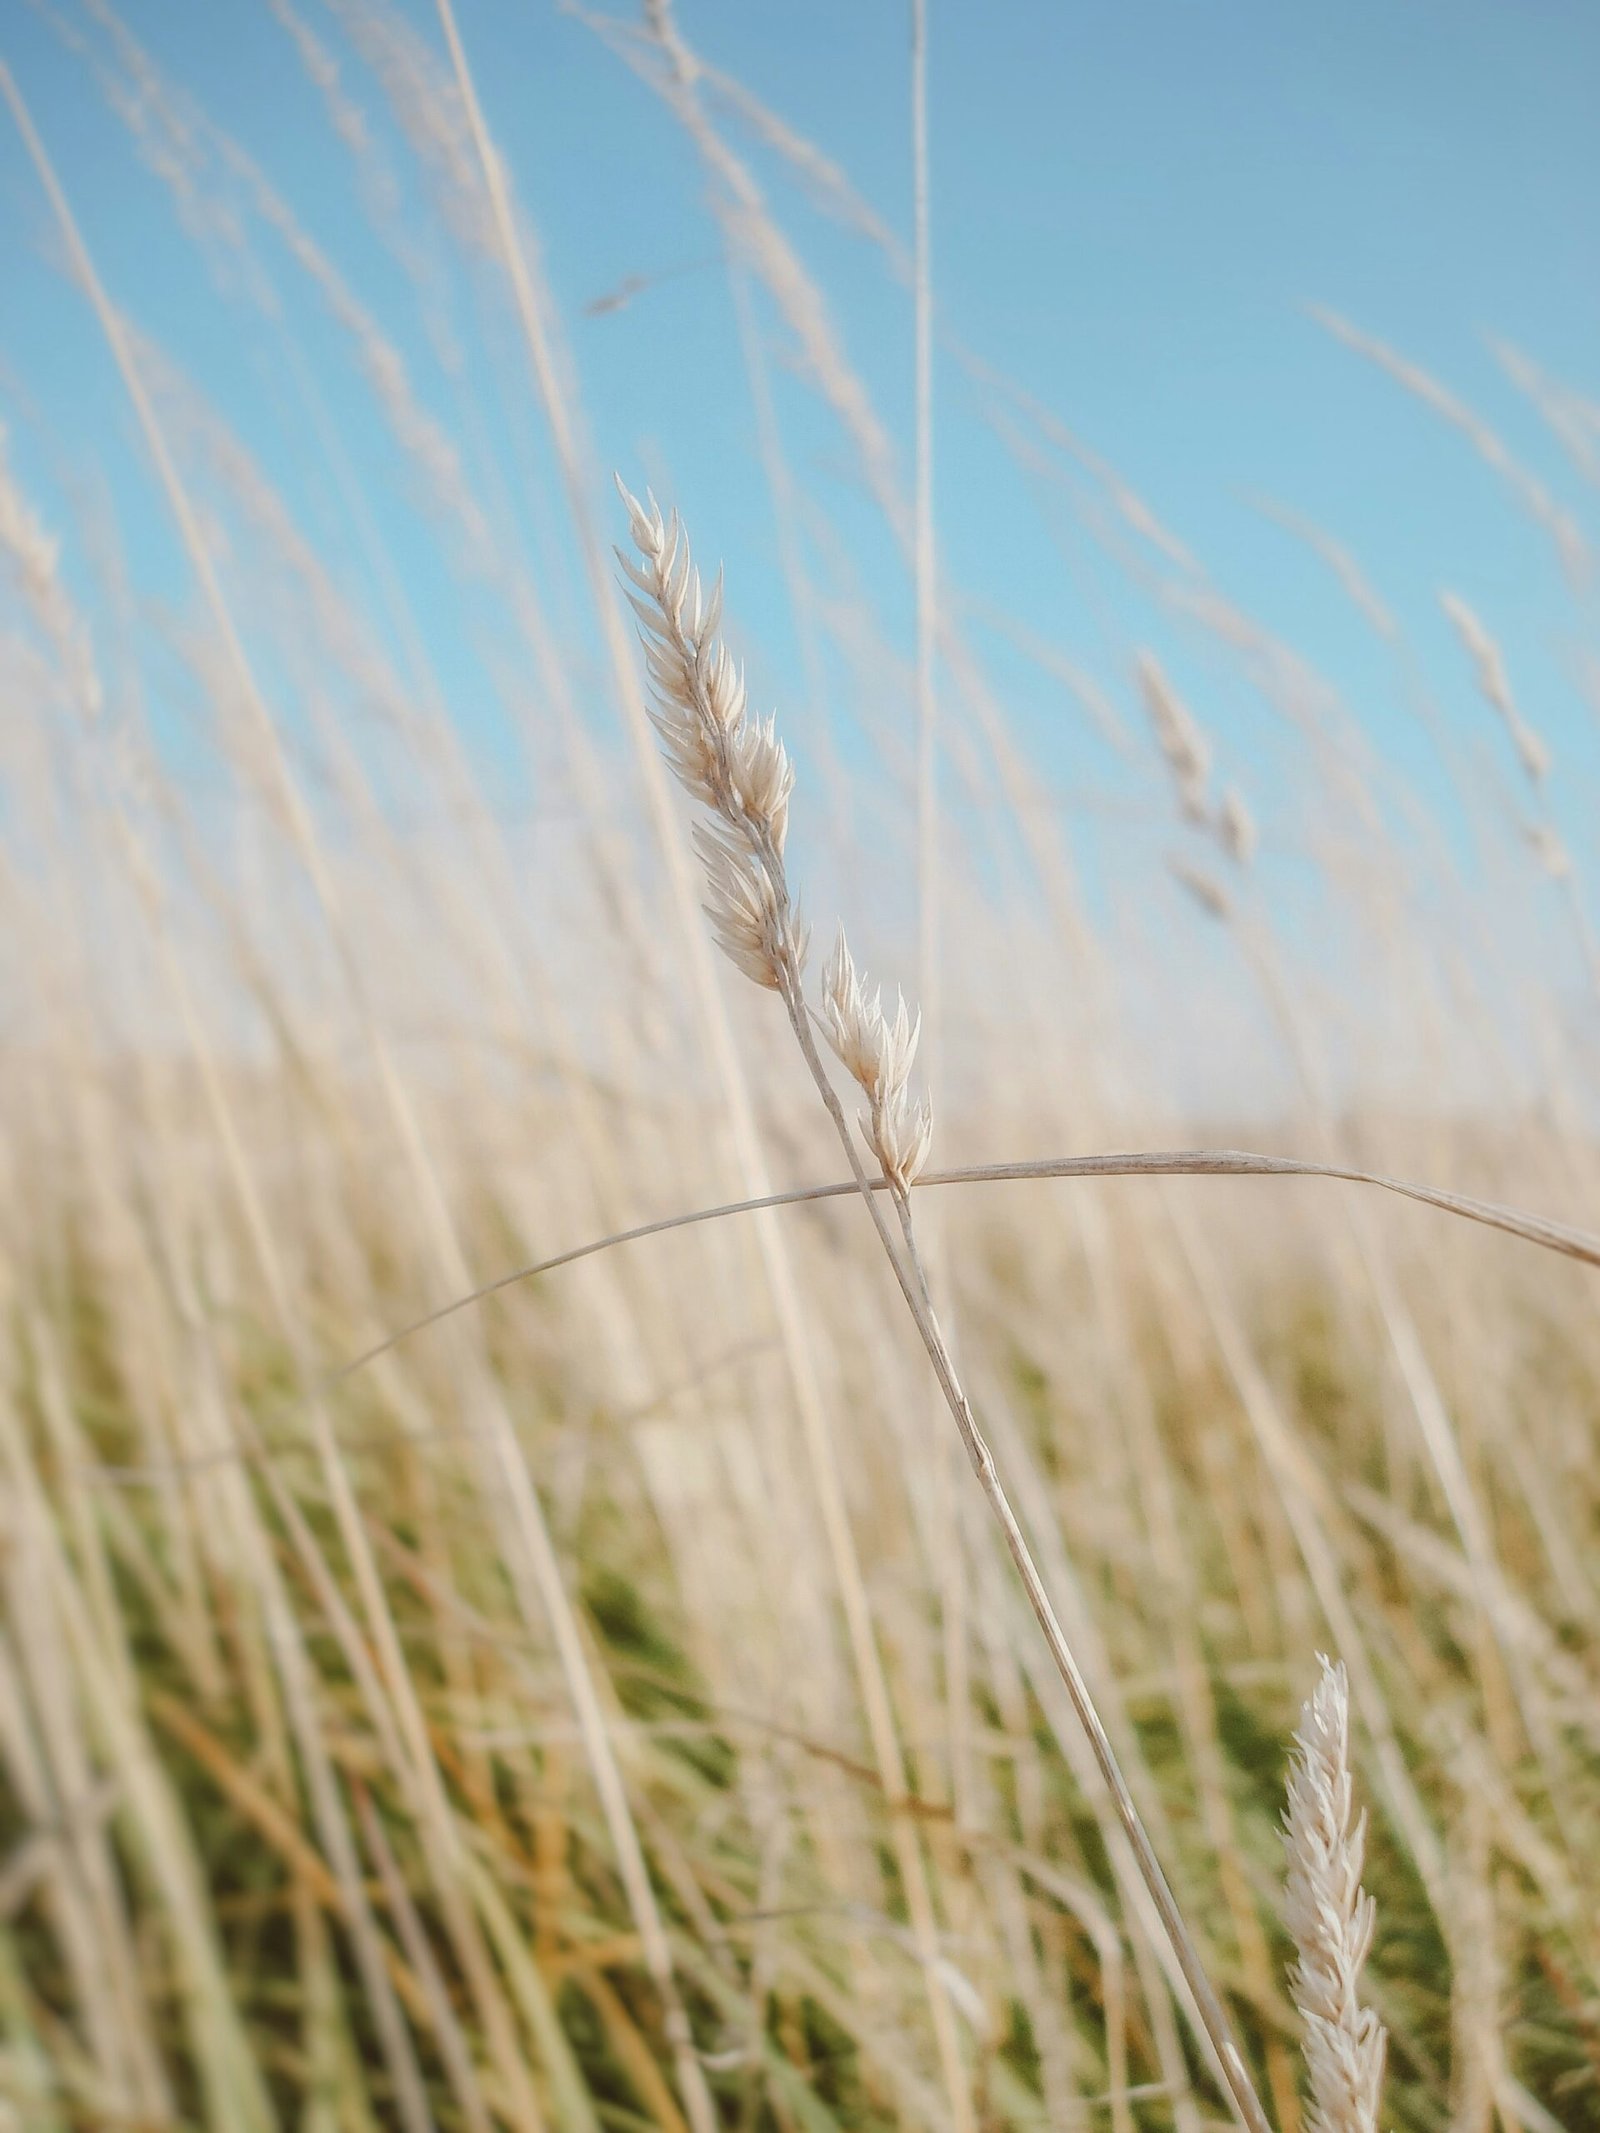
1137, 651, 1212, 823
1283, 1657, 1387, 2133
1218, 786, 1257, 866
1441, 590, 1550, 784
1169, 857, 1233, 923
1529, 822, 1571, 878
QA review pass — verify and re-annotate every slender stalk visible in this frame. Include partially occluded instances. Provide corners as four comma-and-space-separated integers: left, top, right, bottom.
318, 1146, 1600, 1392
779, 995, 1274, 2133
912, 0, 939, 1097
909, 0, 973, 1835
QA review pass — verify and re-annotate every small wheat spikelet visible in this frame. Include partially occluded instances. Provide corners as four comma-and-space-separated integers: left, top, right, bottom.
1284, 1656, 1387, 2133
822, 928, 934, 1194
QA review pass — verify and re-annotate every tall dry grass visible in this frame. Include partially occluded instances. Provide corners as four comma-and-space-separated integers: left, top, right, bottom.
3, 8, 1600, 2133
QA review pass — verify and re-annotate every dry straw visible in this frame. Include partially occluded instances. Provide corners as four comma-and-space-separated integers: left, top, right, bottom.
14, 12, 1600, 2124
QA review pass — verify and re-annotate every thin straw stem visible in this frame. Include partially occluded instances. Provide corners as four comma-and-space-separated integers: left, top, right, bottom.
323, 1146, 1600, 1388
912, 0, 938, 1081
768, 992, 1274, 2133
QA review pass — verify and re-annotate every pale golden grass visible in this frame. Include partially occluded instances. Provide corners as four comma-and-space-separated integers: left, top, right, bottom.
3, 13, 1600, 2133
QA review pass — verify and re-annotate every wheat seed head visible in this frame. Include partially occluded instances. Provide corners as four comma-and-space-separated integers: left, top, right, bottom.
1283, 1656, 1387, 2133
1137, 649, 1212, 822
821, 927, 934, 1191
1440, 589, 1550, 783
1218, 785, 1258, 866
616, 477, 807, 989
617, 486, 930, 1180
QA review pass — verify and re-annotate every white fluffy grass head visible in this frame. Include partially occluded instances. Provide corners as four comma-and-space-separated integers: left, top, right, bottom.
1283, 1656, 1387, 2133
822, 928, 934, 1192
617, 479, 806, 989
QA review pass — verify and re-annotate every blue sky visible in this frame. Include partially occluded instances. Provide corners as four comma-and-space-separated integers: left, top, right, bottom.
4, 0, 1600, 1042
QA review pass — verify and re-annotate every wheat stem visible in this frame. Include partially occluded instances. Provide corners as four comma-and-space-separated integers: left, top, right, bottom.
785, 994, 1274, 2133
321, 1147, 1600, 1392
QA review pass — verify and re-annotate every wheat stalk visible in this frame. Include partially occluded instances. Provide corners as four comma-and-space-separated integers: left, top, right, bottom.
615, 479, 1276, 2133
1284, 1657, 1387, 2133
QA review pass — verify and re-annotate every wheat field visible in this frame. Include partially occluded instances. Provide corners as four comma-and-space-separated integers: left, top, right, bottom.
3, 6, 1600, 2131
